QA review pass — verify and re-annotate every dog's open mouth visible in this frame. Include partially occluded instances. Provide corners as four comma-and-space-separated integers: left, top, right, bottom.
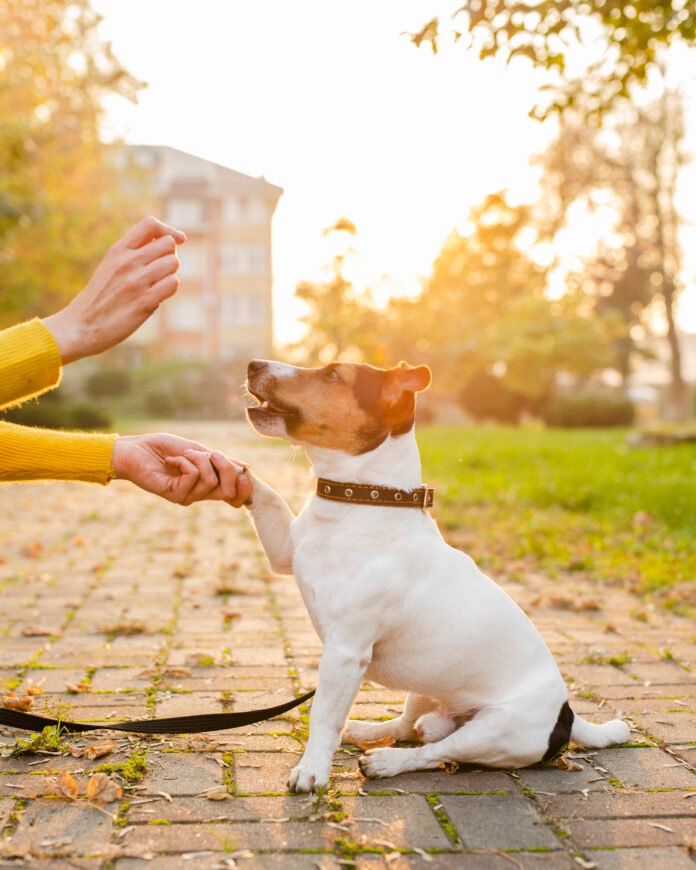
247, 388, 296, 418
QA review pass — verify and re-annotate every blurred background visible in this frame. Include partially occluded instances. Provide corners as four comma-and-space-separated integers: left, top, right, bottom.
2, 0, 696, 429
1, 0, 695, 607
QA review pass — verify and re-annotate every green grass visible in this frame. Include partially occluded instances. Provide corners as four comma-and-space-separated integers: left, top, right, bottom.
418, 425, 695, 605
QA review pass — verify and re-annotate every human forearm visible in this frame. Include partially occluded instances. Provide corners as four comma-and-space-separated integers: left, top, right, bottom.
0, 422, 117, 484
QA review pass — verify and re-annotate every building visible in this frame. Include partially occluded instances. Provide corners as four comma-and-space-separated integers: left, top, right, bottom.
124, 145, 282, 363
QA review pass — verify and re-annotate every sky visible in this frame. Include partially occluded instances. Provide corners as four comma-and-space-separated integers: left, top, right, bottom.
92, 0, 696, 344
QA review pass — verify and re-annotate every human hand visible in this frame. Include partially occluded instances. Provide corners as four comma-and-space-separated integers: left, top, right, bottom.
43, 216, 187, 364
112, 434, 252, 507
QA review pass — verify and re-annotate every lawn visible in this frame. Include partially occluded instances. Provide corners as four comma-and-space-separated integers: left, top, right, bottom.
417, 426, 696, 612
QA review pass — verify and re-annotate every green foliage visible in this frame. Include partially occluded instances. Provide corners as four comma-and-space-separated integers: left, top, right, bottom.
1, 725, 70, 758
379, 193, 616, 399
0, 0, 142, 326
85, 368, 132, 399
460, 371, 530, 423
411, 1, 696, 119
0, 390, 112, 430
542, 391, 635, 428
419, 425, 696, 599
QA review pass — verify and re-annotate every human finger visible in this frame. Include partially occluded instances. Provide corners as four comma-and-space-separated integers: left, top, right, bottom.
164, 456, 201, 504
119, 216, 186, 250
181, 449, 221, 502
139, 253, 180, 287
144, 274, 180, 310
209, 452, 243, 503
133, 233, 179, 267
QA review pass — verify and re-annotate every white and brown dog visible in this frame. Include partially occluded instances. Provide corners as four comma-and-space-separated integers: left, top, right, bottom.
243, 358, 629, 794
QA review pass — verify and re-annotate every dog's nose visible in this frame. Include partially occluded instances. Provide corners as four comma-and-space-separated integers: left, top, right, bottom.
248, 359, 267, 376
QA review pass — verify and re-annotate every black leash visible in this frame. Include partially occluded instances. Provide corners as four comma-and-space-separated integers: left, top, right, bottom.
0, 689, 315, 735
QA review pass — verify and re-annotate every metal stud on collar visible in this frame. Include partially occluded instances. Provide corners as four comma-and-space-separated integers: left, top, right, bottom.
370, 490, 379, 500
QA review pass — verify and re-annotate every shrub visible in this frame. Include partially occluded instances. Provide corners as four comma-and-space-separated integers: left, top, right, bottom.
542, 391, 635, 428
1, 391, 112, 430
145, 389, 176, 417
460, 371, 530, 424
85, 368, 132, 398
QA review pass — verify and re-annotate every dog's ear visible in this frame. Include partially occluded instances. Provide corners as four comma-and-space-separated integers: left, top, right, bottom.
382, 362, 432, 406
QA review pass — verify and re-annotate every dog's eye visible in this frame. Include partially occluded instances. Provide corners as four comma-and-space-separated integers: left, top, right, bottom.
325, 368, 340, 382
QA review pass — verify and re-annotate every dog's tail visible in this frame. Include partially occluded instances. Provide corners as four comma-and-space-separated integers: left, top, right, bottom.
570, 714, 630, 748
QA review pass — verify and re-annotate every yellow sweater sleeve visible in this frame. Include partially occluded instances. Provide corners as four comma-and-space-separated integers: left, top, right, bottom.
0, 318, 63, 410
0, 319, 117, 484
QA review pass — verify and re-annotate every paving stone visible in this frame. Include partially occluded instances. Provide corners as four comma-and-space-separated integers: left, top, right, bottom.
128, 793, 313, 823
360, 767, 515, 795
116, 856, 343, 869
587, 846, 696, 869
594, 747, 696, 789
357, 857, 577, 869
547, 790, 696, 819
140, 751, 222, 796
7, 798, 114, 855
518, 762, 612, 794
440, 794, 562, 850
343, 795, 451, 849
568, 816, 696, 847
233, 750, 296, 794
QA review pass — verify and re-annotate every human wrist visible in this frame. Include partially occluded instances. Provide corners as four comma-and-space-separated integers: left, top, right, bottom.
42, 310, 84, 364
111, 436, 135, 481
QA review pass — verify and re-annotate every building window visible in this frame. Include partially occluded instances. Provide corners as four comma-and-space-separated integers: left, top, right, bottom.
178, 244, 203, 279
166, 198, 205, 229
221, 293, 267, 326
220, 244, 268, 276
168, 297, 204, 331
222, 197, 267, 225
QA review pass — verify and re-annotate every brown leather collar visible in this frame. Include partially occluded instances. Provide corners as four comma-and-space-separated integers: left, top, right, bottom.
316, 478, 434, 509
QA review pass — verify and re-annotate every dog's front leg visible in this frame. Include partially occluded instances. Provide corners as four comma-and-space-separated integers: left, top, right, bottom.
245, 476, 296, 574
289, 637, 370, 794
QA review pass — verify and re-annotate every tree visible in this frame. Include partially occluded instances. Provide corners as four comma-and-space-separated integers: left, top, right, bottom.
292, 218, 377, 364
539, 90, 690, 419
0, 0, 142, 326
379, 192, 617, 402
411, 1, 696, 119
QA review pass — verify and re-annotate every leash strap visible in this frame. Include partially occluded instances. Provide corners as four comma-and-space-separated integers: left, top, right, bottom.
0, 689, 315, 735
317, 478, 434, 509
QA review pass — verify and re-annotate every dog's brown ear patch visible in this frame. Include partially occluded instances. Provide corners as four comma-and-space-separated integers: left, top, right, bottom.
383, 362, 432, 407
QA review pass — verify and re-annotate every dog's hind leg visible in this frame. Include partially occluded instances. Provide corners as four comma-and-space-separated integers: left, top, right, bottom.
343, 693, 437, 745
359, 707, 546, 779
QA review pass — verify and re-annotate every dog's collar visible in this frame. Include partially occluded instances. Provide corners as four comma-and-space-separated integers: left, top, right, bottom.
316, 478, 434, 509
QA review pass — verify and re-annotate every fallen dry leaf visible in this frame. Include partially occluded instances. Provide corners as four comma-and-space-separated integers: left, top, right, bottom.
21, 541, 43, 559
163, 666, 192, 678
554, 755, 584, 771
66, 682, 91, 695
2, 694, 33, 712
21, 624, 61, 638
86, 772, 122, 803
86, 742, 116, 760
24, 684, 43, 697
222, 611, 242, 624
347, 735, 396, 751
204, 785, 229, 801
438, 761, 460, 775
55, 771, 79, 800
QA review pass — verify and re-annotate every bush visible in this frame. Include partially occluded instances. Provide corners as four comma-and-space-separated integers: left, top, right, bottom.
85, 368, 132, 398
1, 390, 112, 430
145, 389, 176, 417
460, 371, 530, 424
542, 391, 635, 428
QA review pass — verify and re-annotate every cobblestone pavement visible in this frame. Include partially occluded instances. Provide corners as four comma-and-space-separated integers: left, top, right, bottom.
1, 422, 695, 869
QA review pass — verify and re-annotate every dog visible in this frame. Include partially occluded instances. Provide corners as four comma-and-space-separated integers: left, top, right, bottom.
242, 358, 629, 793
